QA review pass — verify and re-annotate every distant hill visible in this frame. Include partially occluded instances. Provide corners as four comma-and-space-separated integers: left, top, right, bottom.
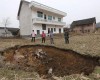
96, 22, 100, 28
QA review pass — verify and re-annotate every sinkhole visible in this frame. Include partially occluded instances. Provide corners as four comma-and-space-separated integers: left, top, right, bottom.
1, 45, 100, 77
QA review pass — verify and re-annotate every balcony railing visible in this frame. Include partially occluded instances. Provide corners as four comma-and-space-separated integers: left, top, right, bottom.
32, 18, 66, 26
30, 1, 67, 17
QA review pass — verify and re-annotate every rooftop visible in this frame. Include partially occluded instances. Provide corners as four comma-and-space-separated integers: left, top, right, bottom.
0, 27, 19, 32
29, 1, 67, 17
71, 17, 96, 28
18, 0, 67, 18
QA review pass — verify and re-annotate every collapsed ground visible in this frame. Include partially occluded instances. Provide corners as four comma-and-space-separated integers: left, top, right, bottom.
2, 45, 100, 77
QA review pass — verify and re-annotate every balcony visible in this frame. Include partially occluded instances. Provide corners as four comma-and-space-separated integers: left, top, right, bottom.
32, 18, 66, 26
29, 1, 67, 17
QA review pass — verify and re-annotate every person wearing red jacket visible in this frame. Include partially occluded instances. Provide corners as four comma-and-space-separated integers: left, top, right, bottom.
41, 31, 46, 43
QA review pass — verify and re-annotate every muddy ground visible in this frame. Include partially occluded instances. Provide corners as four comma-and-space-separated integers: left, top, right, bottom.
1, 45, 100, 77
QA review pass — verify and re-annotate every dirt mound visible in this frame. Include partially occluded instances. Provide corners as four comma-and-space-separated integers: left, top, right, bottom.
1, 45, 100, 77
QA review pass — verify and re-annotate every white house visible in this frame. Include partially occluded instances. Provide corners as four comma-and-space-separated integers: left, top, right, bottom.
17, 0, 67, 37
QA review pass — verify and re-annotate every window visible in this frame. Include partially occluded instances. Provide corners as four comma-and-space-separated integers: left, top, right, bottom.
37, 11, 43, 18
58, 18, 61, 22
48, 28, 50, 34
44, 14, 46, 19
54, 28, 56, 32
32, 19, 33, 22
53, 17, 55, 20
59, 28, 61, 33
88, 30, 90, 32
37, 30, 40, 34
87, 24, 90, 26
42, 24, 46, 30
48, 16, 52, 20
51, 28, 53, 33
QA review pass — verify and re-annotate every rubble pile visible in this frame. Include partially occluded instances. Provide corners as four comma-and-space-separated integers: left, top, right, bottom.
1, 45, 100, 77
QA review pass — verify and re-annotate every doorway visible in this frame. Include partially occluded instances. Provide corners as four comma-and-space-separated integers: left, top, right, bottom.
48, 28, 50, 34
44, 14, 46, 19
37, 30, 40, 35
59, 28, 61, 33
51, 28, 53, 33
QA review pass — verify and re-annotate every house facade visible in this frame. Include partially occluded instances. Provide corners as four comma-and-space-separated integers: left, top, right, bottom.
71, 17, 96, 33
17, 0, 66, 37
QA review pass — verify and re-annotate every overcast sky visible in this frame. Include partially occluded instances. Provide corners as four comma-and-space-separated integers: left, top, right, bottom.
0, 0, 100, 28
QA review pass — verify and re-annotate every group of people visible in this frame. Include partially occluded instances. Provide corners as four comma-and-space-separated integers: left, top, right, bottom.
31, 30, 69, 44
31, 30, 54, 44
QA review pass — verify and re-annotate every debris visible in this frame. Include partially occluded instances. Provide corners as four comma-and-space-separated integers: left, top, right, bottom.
48, 68, 53, 74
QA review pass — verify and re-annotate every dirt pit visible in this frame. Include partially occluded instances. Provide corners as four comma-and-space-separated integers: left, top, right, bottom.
1, 45, 100, 77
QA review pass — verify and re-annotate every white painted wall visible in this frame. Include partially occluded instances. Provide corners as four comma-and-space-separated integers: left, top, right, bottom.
19, 2, 32, 36
32, 24, 63, 34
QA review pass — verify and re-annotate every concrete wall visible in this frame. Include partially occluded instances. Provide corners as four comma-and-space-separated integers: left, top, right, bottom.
19, 2, 32, 36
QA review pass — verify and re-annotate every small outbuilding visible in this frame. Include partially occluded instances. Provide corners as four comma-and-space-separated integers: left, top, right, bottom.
0, 27, 19, 37
71, 17, 96, 33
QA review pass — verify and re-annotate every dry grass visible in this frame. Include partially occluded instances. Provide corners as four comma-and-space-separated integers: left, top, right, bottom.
53, 34, 100, 57
0, 34, 100, 57
0, 68, 40, 80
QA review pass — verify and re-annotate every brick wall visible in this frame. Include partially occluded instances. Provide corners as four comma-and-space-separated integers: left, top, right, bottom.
72, 22, 96, 33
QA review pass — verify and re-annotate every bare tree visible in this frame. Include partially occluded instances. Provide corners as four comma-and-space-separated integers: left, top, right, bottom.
2, 18, 10, 37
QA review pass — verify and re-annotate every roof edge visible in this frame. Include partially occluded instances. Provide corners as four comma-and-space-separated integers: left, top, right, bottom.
17, 0, 29, 20
71, 17, 96, 27
30, 1, 67, 17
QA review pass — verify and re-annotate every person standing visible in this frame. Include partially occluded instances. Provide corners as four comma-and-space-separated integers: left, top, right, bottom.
31, 30, 36, 42
50, 31, 54, 44
64, 30, 69, 44
41, 31, 46, 43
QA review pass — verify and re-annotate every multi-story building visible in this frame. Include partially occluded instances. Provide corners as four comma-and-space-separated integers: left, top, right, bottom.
17, 0, 66, 37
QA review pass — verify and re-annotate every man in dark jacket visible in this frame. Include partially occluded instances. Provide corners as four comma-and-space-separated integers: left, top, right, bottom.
64, 30, 69, 44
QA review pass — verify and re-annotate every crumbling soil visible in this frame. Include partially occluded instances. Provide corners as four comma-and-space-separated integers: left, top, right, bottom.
1, 45, 100, 77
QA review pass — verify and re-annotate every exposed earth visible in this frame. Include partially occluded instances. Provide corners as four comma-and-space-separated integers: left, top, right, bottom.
1, 45, 100, 78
